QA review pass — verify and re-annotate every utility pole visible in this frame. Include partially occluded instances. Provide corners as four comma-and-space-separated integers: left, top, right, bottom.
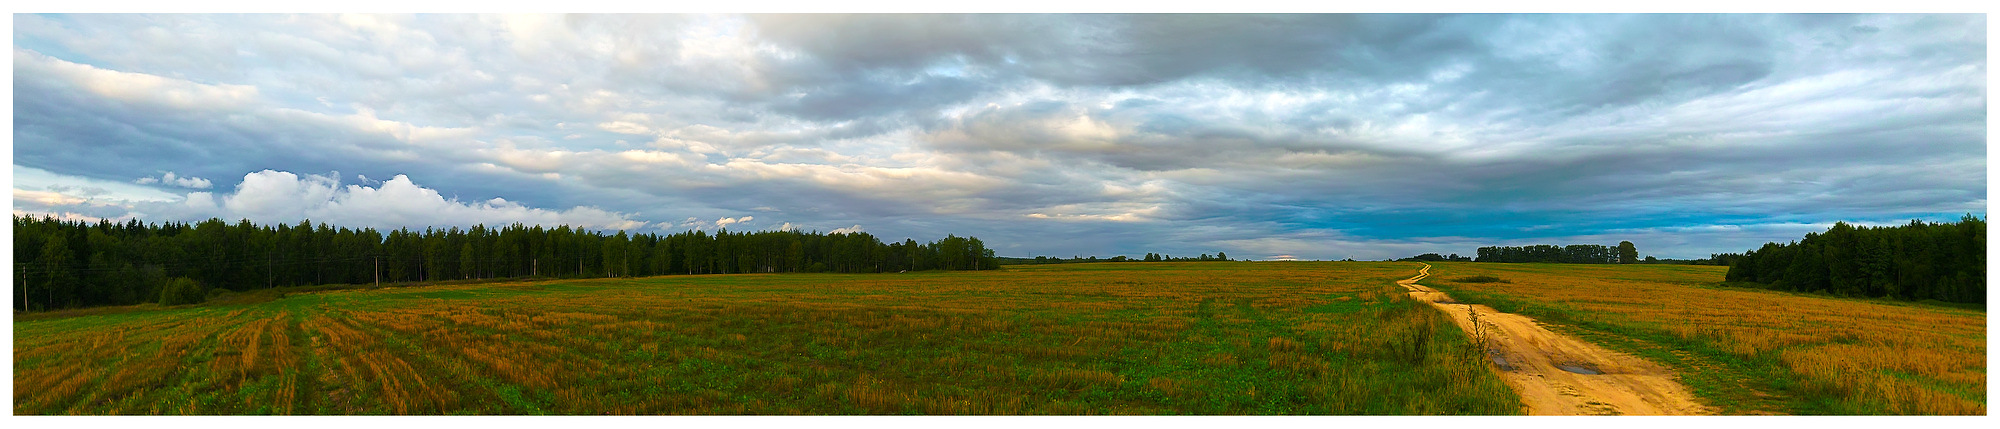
533, 258, 538, 277
374, 256, 380, 288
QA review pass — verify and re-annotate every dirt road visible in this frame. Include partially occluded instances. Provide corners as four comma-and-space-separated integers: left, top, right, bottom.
1399, 264, 1711, 415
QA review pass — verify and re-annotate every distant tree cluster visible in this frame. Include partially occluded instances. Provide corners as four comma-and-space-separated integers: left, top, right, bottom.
999, 252, 1231, 265
12, 215, 999, 311
1474, 243, 1627, 264
1702, 253, 1746, 267
1724, 216, 1985, 303
1397, 253, 1472, 262
1140, 252, 1229, 262
1634, 254, 1737, 265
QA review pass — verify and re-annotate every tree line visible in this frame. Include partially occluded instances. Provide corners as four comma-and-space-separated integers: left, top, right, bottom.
1397, 253, 1473, 262
1474, 241, 1638, 264
13, 215, 1000, 311
1723, 216, 1985, 303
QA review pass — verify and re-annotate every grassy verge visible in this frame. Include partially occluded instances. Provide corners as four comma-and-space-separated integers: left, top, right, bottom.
1426, 285, 1797, 414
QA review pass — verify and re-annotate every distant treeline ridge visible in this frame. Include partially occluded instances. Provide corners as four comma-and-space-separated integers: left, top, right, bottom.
1474, 242, 1638, 264
1721, 216, 1985, 303
997, 252, 1232, 265
13, 215, 1000, 311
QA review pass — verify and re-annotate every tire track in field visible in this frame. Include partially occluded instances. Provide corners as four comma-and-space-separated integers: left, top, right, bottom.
1399, 264, 1711, 415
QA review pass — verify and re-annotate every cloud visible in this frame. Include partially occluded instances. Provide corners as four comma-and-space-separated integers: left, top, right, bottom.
16, 189, 88, 207
678, 215, 759, 230
11, 14, 1985, 260
131, 169, 649, 231
13, 165, 185, 219
715, 215, 753, 228
134, 171, 214, 189
12, 47, 258, 112
830, 225, 864, 234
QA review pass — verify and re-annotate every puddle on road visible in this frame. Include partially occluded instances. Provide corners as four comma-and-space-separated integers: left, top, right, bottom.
1557, 364, 1602, 375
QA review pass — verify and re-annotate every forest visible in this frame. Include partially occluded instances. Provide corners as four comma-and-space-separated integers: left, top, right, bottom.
1397, 253, 1473, 262
1723, 216, 1985, 303
12, 215, 1000, 311
1473, 242, 1635, 264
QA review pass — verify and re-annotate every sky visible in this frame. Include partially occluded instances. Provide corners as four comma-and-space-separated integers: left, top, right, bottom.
8, 13, 1988, 260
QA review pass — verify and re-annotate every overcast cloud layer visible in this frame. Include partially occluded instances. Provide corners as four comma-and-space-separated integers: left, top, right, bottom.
12, 14, 1986, 260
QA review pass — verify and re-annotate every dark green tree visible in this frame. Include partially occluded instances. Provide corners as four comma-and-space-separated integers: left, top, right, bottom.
160, 277, 206, 306
38, 231, 75, 310
1724, 216, 1985, 303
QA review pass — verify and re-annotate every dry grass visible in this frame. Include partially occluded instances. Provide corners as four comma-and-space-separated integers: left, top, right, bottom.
16, 262, 1521, 415
1426, 262, 1984, 415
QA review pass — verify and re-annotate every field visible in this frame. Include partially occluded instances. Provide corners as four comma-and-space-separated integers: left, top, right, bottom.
1423, 262, 1986, 415
14, 262, 1519, 415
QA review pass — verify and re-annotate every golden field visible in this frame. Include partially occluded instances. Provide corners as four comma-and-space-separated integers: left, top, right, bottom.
1424, 262, 1985, 415
15, 262, 1517, 415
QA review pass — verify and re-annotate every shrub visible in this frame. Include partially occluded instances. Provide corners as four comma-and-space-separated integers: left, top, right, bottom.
160, 277, 207, 306
1450, 275, 1510, 283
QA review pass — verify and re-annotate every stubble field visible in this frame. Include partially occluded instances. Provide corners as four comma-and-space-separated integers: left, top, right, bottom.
1423, 262, 1985, 415
15, 262, 1517, 415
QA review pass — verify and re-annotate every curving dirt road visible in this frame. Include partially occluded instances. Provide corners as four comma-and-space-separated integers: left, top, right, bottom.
1399, 264, 1712, 415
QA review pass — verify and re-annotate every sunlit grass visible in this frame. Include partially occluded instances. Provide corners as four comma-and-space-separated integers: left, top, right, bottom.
16, 262, 1520, 415
1424, 262, 1985, 415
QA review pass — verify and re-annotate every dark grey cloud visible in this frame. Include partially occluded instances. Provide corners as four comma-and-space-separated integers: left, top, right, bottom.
12, 13, 1985, 260
749, 14, 1062, 73
774, 74, 988, 121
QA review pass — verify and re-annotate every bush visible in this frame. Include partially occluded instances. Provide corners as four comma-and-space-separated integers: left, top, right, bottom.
160, 277, 207, 306
1449, 275, 1511, 283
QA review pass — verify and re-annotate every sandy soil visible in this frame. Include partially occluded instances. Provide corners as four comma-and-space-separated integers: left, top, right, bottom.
1399, 264, 1712, 415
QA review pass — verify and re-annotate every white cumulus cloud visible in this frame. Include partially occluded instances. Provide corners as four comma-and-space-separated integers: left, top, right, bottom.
152, 169, 648, 231
676, 215, 758, 230
135, 171, 214, 189
715, 215, 753, 228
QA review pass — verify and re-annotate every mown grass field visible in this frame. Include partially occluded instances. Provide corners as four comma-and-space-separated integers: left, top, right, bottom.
15, 262, 1518, 415
1423, 262, 1986, 415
